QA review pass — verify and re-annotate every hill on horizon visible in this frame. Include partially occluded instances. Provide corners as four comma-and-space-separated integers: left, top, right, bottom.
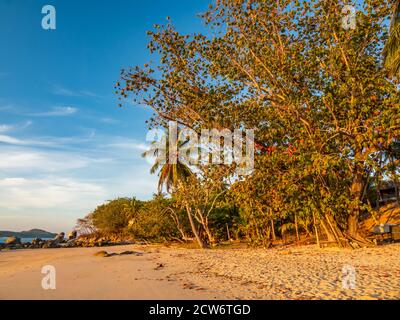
0, 229, 57, 239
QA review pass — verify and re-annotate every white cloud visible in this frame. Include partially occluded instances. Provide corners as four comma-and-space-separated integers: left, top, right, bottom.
52, 86, 81, 97
0, 148, 94, 172
102, 137, 149, 152
0, 103, 76, 117
0, 135, 57, 147
80, 90, 102, 98
0, 120, 32, 134
0, 124, 14, 133
30, 106, 78, 117
100, 117, 119, 124
0, 177, 105, 210
52, 85, 102, 99
107, 141, 149, 151
0, 169, 157, 231
21, 120, 33, 129
0, 135, 25, 145
0, 131, 158, 231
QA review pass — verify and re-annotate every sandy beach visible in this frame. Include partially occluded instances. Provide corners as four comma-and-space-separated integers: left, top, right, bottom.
1, 244, 400, 300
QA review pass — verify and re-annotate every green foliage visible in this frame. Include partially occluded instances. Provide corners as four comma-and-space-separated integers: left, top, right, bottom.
235, 208, 273, 246
208, 205, 240, 241
173, 165, 230, 246
127, 194, 180, 241
91, 198, 143, 234
88, 195, 182, 242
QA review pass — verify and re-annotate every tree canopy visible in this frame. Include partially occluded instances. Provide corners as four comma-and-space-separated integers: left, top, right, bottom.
114, 0, 399, 248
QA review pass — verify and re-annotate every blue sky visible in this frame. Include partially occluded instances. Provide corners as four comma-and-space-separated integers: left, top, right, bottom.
0, 0, 210, 232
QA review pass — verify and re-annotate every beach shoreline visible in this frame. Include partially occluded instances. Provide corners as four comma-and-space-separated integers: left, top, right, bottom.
1, 243, 399, 300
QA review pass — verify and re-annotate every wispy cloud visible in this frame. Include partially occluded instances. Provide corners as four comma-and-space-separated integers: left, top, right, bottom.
102, 138, 149, 152
52, 85, 103, 99
0, 135, 56, 147
80, 90, 102, 98
30, 106, 78, 117
0, 120, 32, 133
0, 130, 157, 231
0, 104, 78, 117
52, 86, 81, 97
0, 130, 100, 149
0, 124, 14, 133
100, 117, 119, 124
0, 104, 14, 112
0, 135, 26, 145
0, 177, 105, 210
0, 148, 99, 171
20, 120, 33, 129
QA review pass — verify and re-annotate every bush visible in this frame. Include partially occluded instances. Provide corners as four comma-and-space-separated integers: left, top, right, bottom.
91, 198, 143, 234
128, 195, 179, 241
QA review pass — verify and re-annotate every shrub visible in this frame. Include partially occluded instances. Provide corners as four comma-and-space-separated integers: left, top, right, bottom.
128, 195, 180, 241
91, 198, 143, 234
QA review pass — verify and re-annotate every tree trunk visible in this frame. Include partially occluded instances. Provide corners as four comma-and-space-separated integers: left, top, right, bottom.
390, 155, 400, 206
347, 169, 364, 238
270, 218, 276, 241
320, 217, 337, 243
312, 211, 320, 248
167, 208, 189, 241
303, 220, 313, 238
294, 213, 300, 242
203, 224, 216, 245
226, 223, 231, 241
185, 205, 207, 248
376, 174, 381, 210
197, 210, 215, 245
375, 152, 384, 209
347, 214, 359, 239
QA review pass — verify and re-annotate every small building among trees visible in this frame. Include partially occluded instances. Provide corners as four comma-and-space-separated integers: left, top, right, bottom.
378, 182, 400, 206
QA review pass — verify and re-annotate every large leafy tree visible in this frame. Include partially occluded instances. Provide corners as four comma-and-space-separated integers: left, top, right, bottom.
117, 0, 400, 247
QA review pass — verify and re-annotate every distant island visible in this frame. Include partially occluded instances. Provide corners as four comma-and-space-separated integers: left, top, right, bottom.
0, 229, 57, 239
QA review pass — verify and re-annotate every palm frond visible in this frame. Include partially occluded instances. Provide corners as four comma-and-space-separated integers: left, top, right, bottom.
141, 129, 195, 193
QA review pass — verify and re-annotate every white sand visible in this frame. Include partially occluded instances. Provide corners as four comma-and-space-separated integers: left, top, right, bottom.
0, 243, 399, 300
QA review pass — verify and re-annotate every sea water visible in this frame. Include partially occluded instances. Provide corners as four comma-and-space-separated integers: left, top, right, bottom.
0, 237, 52, 244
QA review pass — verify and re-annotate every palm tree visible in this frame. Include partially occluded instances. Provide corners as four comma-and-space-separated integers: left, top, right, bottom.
143, 131, 207, 248
142, 132, 193, 193
383, 1, 400, 77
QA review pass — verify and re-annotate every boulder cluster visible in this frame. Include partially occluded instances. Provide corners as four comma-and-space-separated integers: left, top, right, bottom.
71, 233, 134, 248
0, 231, 134, 250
